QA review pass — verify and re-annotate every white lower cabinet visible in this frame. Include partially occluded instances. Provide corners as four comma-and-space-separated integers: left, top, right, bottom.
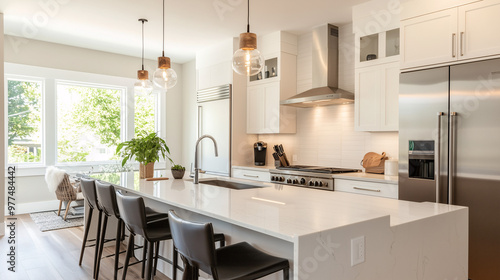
232, 168, 270, 182
334, 179, 398, 199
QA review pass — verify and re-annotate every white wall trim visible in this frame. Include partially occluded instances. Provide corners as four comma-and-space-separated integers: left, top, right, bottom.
5, 200, 60, 215
0, 222, 4, 236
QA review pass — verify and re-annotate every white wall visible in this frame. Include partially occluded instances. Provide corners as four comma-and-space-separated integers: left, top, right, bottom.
181, 60, 197, 169
3, 36, 184, 214
259, 24, 399, 169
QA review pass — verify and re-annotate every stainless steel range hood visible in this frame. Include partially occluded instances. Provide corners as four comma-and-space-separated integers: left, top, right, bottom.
281, 24, 354, 108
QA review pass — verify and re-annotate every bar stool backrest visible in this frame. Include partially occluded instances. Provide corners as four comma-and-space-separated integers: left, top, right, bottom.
95, 181, 120, 218
80, 178, 98, 210
115, 192, 147, 238
168, 210, 217, 275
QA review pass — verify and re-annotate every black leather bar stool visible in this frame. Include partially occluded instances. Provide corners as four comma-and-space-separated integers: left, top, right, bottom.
116, 192, 226, 280
168, 210, 290, 280
116, 192, 175, 280
94, 181, 168, 280
79, 178, 103, 279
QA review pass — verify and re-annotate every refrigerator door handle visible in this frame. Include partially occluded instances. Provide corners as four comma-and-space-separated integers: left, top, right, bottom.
448, 112, 457, 204
436, 112, 445, 203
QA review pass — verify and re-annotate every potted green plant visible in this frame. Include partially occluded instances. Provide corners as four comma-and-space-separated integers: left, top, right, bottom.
171, 163, 186, 179
116, 132, 173, 179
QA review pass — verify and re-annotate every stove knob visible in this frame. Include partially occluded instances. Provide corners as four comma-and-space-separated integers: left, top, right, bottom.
300, 178, 306, 185
314, 181, 320, 186
271, 176, 276, 181
324, 182, 328, 187
280, 177, 285, 182
286, 178, 292, 184
318, 181, 324, 187
308, 181, 315, 186
293, 179, 299, 184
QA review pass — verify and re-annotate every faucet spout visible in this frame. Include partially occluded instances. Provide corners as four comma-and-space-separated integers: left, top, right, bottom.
194, 135, 218, 184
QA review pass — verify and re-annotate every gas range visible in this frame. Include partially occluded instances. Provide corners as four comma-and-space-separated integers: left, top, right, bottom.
270, 165, 361, 191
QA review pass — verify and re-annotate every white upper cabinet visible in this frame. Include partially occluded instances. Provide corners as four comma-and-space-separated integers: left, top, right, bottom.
246, 31, 297, 134
355, 62, 399, 131
353, 0, 400, 132
459, 0, 500, 60
400, 9, 458, 69
401, 0, 500, 70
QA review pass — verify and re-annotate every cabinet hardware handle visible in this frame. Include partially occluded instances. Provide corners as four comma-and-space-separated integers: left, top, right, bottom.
353, 187, 381, 192
452, 33, 457, 58
244, 174, 259, 178
460, 32, 464, 56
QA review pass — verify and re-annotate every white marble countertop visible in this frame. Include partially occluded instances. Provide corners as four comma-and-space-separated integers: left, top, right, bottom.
91, 170, 463, 242
232, 165, 398, 184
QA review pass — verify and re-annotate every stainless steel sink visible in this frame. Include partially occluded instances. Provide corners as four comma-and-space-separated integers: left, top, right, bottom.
197, 179, 264, 190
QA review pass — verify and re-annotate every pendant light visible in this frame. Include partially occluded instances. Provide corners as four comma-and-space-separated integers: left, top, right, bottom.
153, 0, 177, 90
134, 19, 154, 95
232, 0, 264, 76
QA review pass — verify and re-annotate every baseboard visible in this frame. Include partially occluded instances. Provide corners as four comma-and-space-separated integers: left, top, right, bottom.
0, 222, 4, 236
4, 200, 60, 215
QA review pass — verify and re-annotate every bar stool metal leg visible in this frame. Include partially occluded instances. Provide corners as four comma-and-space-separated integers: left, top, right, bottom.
141, 240, 148, 278
122, 234, 134, 280
173, 247, 178, 280
95, 214, 108, 280
93, 210, 103, 279
283, 267, 289, 280
145, 241, 155, 280
153, 241, 160, 276
79, 207, 93, 265
113, 219, 122, 280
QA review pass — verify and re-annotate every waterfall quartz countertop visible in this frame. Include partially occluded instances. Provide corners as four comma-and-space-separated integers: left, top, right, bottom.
91, 171, 468, 279
92, 171, 456, 241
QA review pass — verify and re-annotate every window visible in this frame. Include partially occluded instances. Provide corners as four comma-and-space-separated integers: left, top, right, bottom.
5, 63, 163, 171
56, 83, 123, 163
134, 94, 157, 136
7, 78, 43, 164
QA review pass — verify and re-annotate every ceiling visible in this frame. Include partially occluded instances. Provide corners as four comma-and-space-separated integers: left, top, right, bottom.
0, 0, 369, 64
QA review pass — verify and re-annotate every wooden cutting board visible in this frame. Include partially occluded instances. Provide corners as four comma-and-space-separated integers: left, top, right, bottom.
145, 177, 169, 181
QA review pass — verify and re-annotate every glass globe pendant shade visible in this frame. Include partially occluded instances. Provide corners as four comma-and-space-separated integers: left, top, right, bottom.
134, 70, 154, 95
232, 32, 264, 76
153, 66, 177, 90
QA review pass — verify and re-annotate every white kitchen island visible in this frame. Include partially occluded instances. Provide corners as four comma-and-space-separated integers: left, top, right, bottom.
91, 171, 468, 280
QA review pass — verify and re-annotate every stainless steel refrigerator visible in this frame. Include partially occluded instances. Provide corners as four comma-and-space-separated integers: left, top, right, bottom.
399, 58, 500, 279
196, 84, 231, 177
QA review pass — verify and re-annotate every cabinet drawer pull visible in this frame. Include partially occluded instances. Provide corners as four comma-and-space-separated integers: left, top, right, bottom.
452, 33, 456, 58
460, 32, 464, 56
353, 187, 381, 192
244, 174, 259, 178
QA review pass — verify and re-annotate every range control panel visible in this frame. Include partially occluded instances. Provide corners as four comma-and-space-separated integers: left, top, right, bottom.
269, 173, 334, 191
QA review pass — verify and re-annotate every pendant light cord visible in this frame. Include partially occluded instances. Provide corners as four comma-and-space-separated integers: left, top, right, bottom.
141, 19, 145, 71
162, 0, 165, 56
247, 0, 250, 33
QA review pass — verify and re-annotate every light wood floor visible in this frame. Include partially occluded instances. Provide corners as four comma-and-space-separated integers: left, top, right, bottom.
0, 214, 171, 280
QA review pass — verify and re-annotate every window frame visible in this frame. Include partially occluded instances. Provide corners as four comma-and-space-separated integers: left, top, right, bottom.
4, 62, 164, 176
5, 74, 46, 167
